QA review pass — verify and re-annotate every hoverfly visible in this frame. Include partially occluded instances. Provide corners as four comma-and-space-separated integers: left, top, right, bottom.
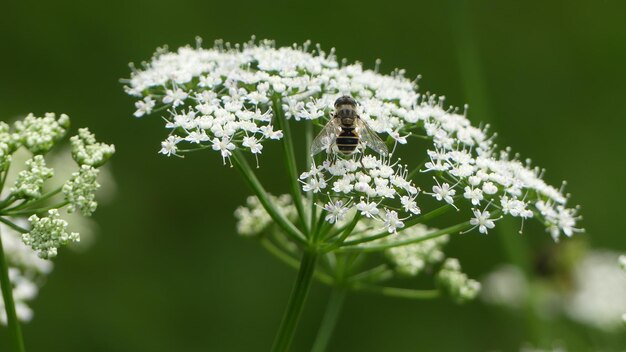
310, 95, 389, 157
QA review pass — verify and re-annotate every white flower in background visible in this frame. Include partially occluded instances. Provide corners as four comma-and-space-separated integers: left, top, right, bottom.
619, 255, 626, 271
480, 265, 528, 309
437, 258, 481, 303
565, 251, 626, 331
234, 194, 296, 237
385, 224, 448, 276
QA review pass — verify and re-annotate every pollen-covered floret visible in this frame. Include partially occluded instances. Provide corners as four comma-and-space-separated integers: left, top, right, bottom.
11, 155, 54, 199
62, 165, 100, 216
70, 128, 115, 167
437, 258, 481, 303
13, 113, 69, 154
22, 209, 80, 259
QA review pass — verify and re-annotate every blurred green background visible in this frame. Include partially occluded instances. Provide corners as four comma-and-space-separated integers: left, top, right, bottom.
1, 0, 626, 351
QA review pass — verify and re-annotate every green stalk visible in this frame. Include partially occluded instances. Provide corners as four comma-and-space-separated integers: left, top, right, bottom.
231, 151, 307, 246
272, 97, 308, 233
340, 204, 453, 247
0, 228, 26, 352
261, 238, 333, 285
2, 187, 62, 213
311, 288, 347, 352
353, 284, 440, 299
339, 220, 473, 253
2, 201, 69, 217
271, 250, 319, 352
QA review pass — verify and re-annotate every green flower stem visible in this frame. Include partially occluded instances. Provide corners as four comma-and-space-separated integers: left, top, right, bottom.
324, 214, 362, 249
0, 195, 16, 210
339, 220, 473, 253
346, 264, 393, 284
232, 151, 307, 246
272, 97, 308, 234
261, 238, 332, 285
0, 217, 28, 234
311, 288, 347, 352
271, 249, 319, 352
353, 283, 440, 299
0, 227, 26, 352
2, 187, 63, 213
340, 204, 454, 247
2, 201, 69, 217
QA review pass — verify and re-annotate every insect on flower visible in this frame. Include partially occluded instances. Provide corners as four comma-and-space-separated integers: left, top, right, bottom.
311, 95, 389, 157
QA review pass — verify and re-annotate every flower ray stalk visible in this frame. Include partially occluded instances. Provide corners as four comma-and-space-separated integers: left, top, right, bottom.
231, 151, 306, 246
273, 98, 308, 234
0, 227, 26, 352
311, 288, 346, 352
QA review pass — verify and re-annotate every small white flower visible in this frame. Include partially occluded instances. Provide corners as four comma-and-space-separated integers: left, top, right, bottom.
470, 209, 497, 234
431, 182, 456, 205
163, 88, 188, 107
619, 255, 626, 272
242, 136, 263, 154
356, 200, 379, 218
400, 196, 421, 214
383, 210, 404, 233
159, 135, 182, 156
211, 137, 236, 162
134, 97, 156, 117
324, 200, 349, 224
463, 186, 484, 206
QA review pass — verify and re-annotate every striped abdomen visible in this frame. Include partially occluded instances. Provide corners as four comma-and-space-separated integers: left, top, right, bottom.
336, 127, 359, 155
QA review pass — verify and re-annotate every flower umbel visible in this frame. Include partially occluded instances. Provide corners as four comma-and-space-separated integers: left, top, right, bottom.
128, 38, 584, 352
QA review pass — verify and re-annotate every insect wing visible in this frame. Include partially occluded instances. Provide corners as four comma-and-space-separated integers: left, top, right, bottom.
356, 118, 389, 156
310, 119, 341, 155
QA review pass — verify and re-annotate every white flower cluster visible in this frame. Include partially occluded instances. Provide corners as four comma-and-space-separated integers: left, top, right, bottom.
436, 258, 481, 303
13, 113, 69, 154
62, 165, 100, 216
384, 225, 448, 276
22, 209, 80, 259
421, 114, 581, 240
0, 221, 52, 325
70, 128, 115, 167
300, 156, 419, 232
234, 194, 296, 236
11, 155, 54, 199
127, 38, 581, 241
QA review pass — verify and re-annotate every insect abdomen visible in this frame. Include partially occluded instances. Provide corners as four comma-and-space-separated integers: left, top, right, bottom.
336, 128, 359, 154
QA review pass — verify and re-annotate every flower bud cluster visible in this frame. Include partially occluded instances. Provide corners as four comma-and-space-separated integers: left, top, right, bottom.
437, 258, 481, 303
70, 128, 115, 167
13, 113, 69, 154
62, 165, 100, 216
22, 209, 80, 259
11, 155, 53, 199
234, 194, 296, 236
384, 224, 448, 276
